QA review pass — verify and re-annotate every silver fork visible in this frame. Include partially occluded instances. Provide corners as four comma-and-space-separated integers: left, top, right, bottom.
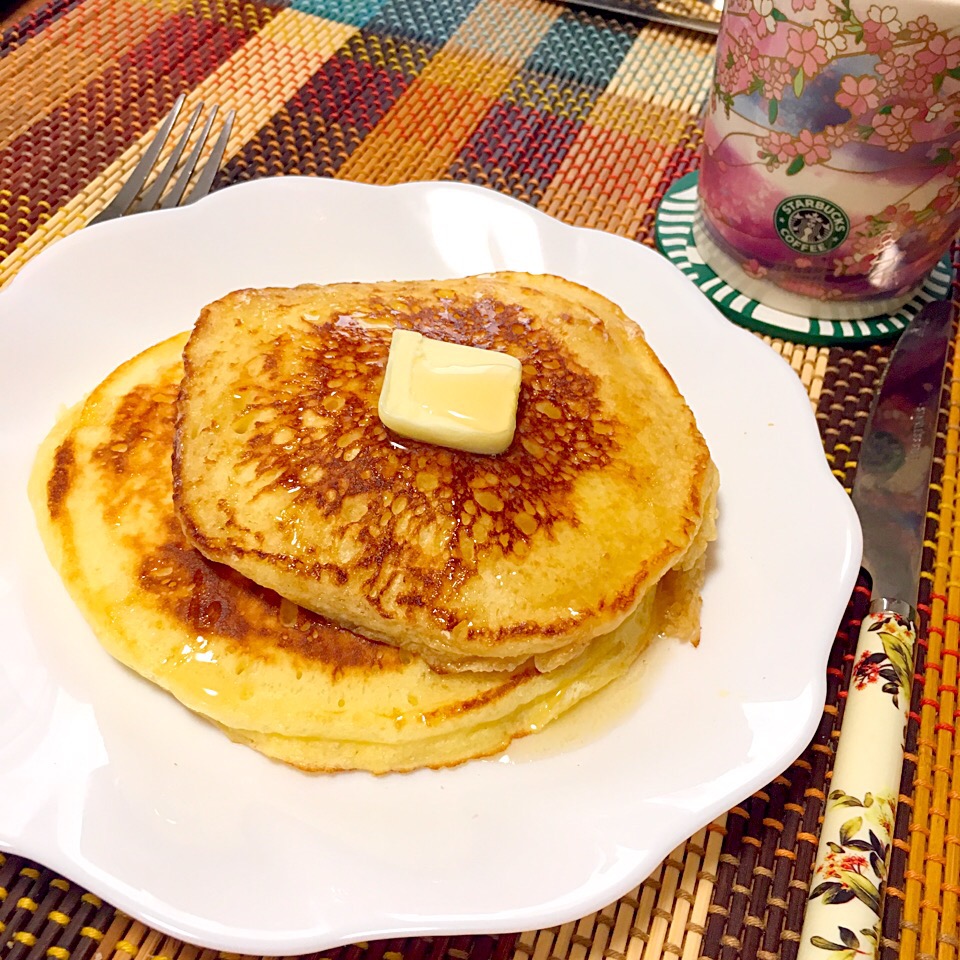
89, 94, 236, 225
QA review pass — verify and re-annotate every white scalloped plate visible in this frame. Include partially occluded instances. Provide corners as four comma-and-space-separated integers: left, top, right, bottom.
0, 177, 861, 955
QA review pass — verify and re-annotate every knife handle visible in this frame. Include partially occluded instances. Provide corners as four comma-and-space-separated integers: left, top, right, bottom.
796, 601, 916, 960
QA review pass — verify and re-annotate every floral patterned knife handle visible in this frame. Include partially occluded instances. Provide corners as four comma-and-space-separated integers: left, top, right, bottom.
796, 604, 915, 960
796, 301, 952, 959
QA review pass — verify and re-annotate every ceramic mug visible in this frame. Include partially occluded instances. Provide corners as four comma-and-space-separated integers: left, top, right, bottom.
695, 0, 960, 319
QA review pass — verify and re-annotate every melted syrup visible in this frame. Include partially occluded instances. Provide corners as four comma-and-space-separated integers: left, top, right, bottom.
492, 635, 674, 764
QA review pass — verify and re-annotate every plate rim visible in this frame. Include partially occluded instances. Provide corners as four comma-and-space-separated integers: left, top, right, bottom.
0, 175, 862, 954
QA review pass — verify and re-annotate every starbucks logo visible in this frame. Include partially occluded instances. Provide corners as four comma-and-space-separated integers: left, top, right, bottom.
774, 196, 849, 255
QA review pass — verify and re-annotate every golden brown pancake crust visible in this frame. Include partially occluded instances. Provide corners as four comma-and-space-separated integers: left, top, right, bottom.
54, 349, 408, 677
30, 333, 667, 773
173, 273, 716, 670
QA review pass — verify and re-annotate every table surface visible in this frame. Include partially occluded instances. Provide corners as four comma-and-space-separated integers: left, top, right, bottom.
1, 1, 958, 959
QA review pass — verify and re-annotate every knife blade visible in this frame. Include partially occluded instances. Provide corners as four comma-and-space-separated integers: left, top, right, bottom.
797, 299, 953, 960
563, 0, 721, 35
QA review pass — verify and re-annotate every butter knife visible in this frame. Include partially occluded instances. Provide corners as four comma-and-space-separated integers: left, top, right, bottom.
797, 299, 954, 960
564, 0, 720, 35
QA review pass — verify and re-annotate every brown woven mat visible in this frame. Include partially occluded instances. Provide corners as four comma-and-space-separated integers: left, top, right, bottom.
2, 0, 958, 957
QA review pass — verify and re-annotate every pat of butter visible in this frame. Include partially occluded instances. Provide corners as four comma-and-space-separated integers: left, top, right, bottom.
378, 329, 522, 455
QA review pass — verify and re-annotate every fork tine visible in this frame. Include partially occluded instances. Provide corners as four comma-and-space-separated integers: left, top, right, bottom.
88, 94, 186, 225
180, 108, 235, 206
159, 105, 220, 211
135, 100, 204, 213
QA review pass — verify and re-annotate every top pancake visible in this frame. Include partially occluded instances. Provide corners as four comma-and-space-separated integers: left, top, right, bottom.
173, 272, 717, 670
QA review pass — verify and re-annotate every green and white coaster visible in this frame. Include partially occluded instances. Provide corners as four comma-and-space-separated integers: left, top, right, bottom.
654, 172, 954, 346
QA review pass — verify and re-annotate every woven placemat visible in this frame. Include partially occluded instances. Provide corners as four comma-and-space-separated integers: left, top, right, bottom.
2, 1, 959, 959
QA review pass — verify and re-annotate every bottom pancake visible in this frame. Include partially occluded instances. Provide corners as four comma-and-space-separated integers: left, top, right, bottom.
29, 333, 679, 774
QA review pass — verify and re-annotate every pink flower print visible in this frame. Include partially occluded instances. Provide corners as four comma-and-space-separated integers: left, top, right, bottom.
906, 14, 937, 42
867, 5, 902, 32
717, 58, 752, 95
851, 228, 888, 257
786, 27, 828, 78
791, 0, 816, 11
758, 56, 787, 99
917, 34, 960, 76
868, 205, 914, 249
932, 183, 959, 215
834, 246, 875, 276
716, 34, 757, 93
899, 62, 936, 95
862, 8, 900, 54
873, 104, 919, 151
747, 7, 774, 38
862, 21, 894, 54
881, 203, 911, 222
814, 19, 847, 59
875, 51, 911, 88
750, 0, 777, 33
794, 129, 831, 163
836, 75, 880, 116
822, 123, 850, 147
759, 131, 797, 164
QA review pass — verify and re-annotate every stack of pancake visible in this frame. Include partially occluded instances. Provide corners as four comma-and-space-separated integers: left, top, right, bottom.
30, 272, 718, 774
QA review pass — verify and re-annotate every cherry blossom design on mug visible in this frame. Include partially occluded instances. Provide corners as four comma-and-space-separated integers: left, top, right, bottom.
698, 0, 960, 305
